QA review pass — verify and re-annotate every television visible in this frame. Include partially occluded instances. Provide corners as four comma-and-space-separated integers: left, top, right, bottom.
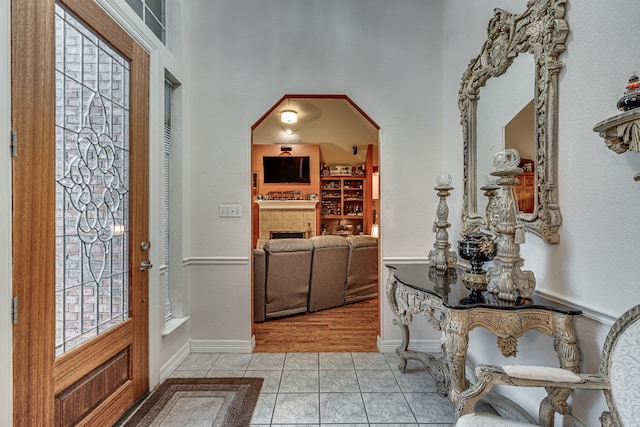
262, 156, 311, 184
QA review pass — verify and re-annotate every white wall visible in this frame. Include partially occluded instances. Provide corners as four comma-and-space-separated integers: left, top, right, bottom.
184, 0, 445, 348
443, 1, 640, 425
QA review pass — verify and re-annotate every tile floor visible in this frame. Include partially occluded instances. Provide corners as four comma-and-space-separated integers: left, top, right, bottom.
171, 351, 455, 426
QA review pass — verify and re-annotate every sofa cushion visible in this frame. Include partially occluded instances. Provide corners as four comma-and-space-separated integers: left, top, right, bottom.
309, 235, 348, 249
264, 238, 313, 319
345, 236, 379, 303
308, 235, 349, 312
347, 235, 378, 248
264, 238, 313, 253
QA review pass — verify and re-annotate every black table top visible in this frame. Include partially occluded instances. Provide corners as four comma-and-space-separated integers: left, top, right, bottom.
386, 263, 582, 315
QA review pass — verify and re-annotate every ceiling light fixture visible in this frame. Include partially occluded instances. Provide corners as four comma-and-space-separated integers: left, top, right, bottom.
281, 110, 298, 124
284, 128, 293, 135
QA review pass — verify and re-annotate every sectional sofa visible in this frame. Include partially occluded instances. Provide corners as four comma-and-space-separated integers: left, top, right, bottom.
253, 235, 379, 322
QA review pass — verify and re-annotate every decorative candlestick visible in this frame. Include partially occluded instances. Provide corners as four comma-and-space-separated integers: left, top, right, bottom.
428, 174, 458, 271
486, 149, 536, 301
481, 176, 501, 234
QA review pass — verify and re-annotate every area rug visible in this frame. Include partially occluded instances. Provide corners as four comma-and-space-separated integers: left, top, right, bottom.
121, 377, 263, 427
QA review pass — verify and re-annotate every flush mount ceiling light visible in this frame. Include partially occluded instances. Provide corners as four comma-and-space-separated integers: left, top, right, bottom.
280, 110, 298, 124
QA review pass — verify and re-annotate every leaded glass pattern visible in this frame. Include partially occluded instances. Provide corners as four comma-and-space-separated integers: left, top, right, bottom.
54, 4, 131, 356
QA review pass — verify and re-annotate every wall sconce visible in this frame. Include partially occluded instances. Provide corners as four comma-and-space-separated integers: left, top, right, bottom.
281, 110, 297, 124
372, 172, 379, 200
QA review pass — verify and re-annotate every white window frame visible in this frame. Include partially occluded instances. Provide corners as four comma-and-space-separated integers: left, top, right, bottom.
161, 75, 188, 335
124, 0, 166, 44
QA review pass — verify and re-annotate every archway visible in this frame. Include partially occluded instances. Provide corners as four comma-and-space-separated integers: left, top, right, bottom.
250, 95, 381, 351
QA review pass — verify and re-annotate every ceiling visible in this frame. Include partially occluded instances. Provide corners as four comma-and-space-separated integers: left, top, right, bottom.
252, 96, 379, 165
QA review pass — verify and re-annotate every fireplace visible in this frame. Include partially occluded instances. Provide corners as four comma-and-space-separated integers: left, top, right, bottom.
270, 231, 306, 239
256, 200, 318, 249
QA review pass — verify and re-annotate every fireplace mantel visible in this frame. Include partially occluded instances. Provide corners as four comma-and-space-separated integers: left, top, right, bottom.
256, 200, 318, 210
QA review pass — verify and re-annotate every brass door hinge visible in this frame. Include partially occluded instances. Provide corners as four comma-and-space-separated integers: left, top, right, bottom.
10, 129, 17, 157
11, 296, 18, 324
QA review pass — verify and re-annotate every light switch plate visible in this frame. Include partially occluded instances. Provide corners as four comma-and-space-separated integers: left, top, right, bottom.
219, 204, 242, 217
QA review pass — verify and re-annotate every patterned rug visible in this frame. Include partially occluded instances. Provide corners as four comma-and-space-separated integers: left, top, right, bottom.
120, 377, 263, 427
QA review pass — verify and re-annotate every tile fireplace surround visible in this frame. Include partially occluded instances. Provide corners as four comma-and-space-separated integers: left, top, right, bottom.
256, 200, 318, 249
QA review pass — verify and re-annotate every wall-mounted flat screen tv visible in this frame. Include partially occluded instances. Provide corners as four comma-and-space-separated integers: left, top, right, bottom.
263, 156, 311, 183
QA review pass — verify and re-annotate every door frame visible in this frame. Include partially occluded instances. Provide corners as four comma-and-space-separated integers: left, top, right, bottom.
249, 94, 382, 339
0, 0, 13, 425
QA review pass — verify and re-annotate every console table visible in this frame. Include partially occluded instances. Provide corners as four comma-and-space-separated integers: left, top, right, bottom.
386, 263, 582, 420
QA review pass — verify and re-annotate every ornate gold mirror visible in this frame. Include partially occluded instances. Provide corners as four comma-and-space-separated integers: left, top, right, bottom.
459, 0, 568, 243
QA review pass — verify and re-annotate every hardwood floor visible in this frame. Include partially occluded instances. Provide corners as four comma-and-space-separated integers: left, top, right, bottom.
253, 297, 380, 352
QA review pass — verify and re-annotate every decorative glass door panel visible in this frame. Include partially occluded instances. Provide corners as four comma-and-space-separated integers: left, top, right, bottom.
13, 0, 148, 422
54, 4, 131, 356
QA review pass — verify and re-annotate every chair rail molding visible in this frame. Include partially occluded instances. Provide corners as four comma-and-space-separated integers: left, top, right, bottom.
183, 256, 250, 266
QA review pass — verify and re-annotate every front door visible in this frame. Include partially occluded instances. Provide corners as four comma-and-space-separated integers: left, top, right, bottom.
12, 0, 150, 425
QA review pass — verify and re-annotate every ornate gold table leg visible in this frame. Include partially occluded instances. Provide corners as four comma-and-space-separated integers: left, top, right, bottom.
385, 274, 409, 372
385, 272, 451, 396
396, 321, 410, 373
443, 310, 471, 404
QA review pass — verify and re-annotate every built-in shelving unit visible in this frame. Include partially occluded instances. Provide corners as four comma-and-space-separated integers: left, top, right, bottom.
320, 175, 369, 236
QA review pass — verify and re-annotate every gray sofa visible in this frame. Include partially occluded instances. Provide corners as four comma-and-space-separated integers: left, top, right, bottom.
345, 235, 379, 303
253, 235, 378, 322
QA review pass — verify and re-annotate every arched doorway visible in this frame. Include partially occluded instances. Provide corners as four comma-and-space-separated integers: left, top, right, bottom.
250, 95, 381, 351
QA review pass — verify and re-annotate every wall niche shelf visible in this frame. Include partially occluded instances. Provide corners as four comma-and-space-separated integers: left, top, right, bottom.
594, 109, 640, 180
594, 109, 640, 154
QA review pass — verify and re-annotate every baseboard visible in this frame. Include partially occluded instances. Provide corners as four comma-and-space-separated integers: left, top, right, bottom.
189, 338, 255, 353
377, 337, 443, 354
159, 341, 191, 383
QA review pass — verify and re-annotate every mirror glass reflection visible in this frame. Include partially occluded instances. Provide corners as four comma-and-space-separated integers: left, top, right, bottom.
476, 54, 535, 214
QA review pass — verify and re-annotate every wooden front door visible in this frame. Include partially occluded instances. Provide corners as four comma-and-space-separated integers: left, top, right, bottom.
12, 0, 150, 425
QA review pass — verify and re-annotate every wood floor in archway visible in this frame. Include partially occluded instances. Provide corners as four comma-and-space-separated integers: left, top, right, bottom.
253, 298, 380, 352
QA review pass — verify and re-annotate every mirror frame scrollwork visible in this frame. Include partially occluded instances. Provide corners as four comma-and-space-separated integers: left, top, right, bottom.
459, 0, 568, 244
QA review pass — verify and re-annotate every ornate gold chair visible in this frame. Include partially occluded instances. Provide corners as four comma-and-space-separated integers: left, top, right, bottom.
455, 303, 640, 427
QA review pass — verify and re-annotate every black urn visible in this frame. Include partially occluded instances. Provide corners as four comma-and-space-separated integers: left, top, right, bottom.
457, 232, 497, 275
458, 232, 497, 304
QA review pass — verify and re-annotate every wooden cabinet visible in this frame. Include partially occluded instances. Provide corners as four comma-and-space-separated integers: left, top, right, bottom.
515, 171, 535, 213
320, 176, 370, 236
